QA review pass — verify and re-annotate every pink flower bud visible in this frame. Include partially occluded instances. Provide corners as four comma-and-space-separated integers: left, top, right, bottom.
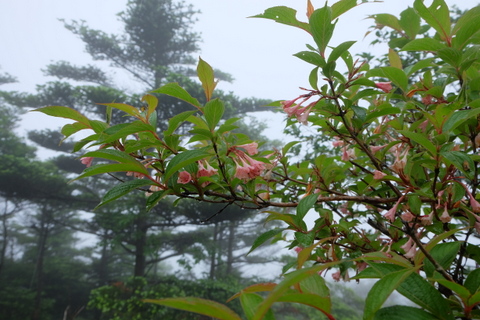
375, 82, 393, 93
80, 157, 94, 167
294, 247, 303, 254
332, 270, 341, 282
373, 170, 387, 180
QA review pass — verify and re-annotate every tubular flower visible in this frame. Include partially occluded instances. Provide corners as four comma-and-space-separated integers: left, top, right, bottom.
404, 243, 417, 259
177, 171, 192, 184
281, 97, 316, 125
375, 81, 393, 93
80, 157, 94, 167
237, 142, 259, 155
231, 149, 266, 181
197, 160, 218, 178
384, 202, 399, 222
439, 206, 452, 223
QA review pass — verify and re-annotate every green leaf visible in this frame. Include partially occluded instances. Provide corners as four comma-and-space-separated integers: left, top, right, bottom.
310, 6, 334, 57
152, 82, 201, 109
96, 179, 155, 209
423, 242, 460, 277
399, 7, 421, 39
164, 149, 210, 183
331, 0, 357, 20
401, 38, 446, 52
276, 293, 331, 313
293, 51, 326, 67
358, 263, 453, 319
203, 99, 224, 130
164, 110, 197, 135
82, 149, 142, 165
197, 57, 217, 101
399, 130, 437, 156
440, 151, 474, 179
144, 297, 242, 320
433, 277, 471, 301
452, 6, 480, 49
464, 268, 480, 294
33, 106, 91, 126
413, 0, 451, 41
328, 40, 355, 64
404, 58, 435, 76
294, 231, 315, 248
252, 261, 341, 320
227, 283, 277, 302
98, 102, 140, 118
240, 293, 274, 320
247, 228, 284, 255
374, 306, 439, 320
296, 193, 318, 219
309, 67, 319, 90
438, 47, 462, 67
74, 163, 149, 181
61, 122, 90, 139
364, 268, 415, 320
397, 273, 453, 319
371, 14, 402, 32
388, 48, 402, 69
98, 121, 156, 144
141, 94, 158, 118
381, 67, 408, 92
250, 6, 310, 33
442, 102, 480, 132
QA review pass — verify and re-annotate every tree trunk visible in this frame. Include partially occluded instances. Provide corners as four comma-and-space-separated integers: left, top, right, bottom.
31, 208, 49, 320
134, 214, 147, 277
226, 220, 236, 275
209, 222, 218, 280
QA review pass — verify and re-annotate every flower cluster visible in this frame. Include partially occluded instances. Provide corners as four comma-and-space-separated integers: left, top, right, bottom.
228, 143, 266, 181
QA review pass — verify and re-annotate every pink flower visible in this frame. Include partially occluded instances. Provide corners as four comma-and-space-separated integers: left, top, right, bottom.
341, 147, 355, 161
384, 203, 398, 222
294, 247, 303, 254
80, 157, 94, 167
237, 142, 259, 155
391, 149, 408, 173
373, 170, 387, 180
470, 195, 480, 213
197, 161, 218, 178
177, 171, 192, 184
404, 243, 417, 259
439, 206, 451, 223
375, 82, 393, 93
420, 212, 434, 225
332, 137, 344, 148
370, 145, 386, 153
401, 211, 415, 222
400, 237, 414, 253
281, 96, 316, 125
355, 261, 368, 273
232, 149, 266, 181
332, 270, 341, 282
475, 222, 480, 233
